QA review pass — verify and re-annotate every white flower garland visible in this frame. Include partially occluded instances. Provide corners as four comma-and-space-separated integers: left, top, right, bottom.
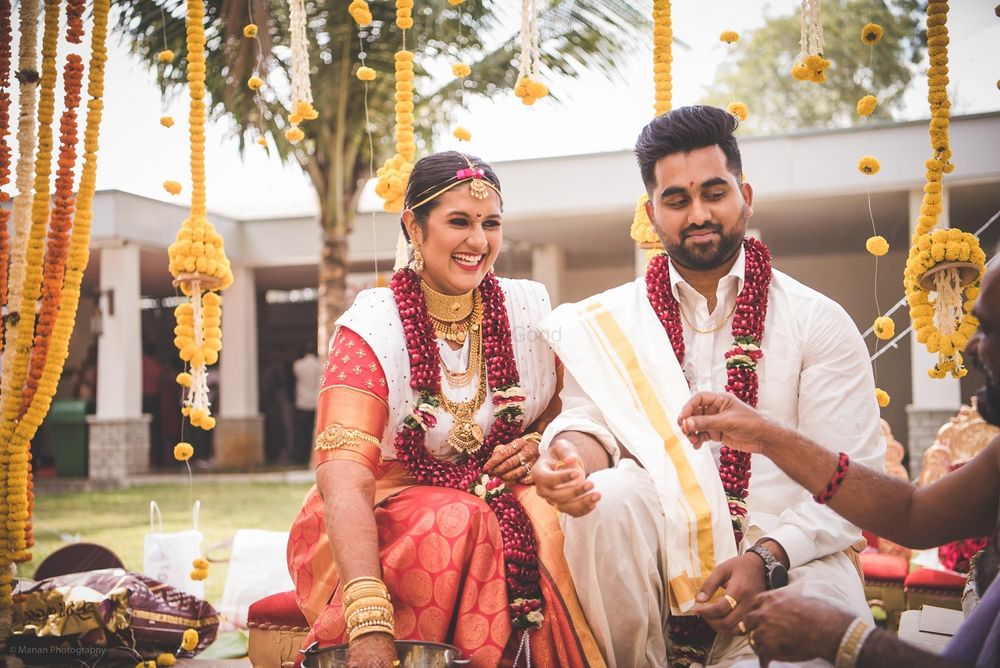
289, 0, 312, 106
2, 0, 40, 398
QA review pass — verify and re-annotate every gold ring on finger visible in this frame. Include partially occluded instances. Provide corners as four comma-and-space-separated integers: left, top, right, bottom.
748, 630, 758, 650
737, 620, 747, 635
518, 453, 526, 466
723, 593, 738, 611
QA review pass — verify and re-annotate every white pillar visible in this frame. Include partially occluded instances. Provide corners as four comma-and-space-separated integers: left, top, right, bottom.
531, 244, 565, 306
89, 241, 150, 479
907, 187, 962, 472
220, 264, 258, 417
96, 242, 142, 419
215, 263, 265, 468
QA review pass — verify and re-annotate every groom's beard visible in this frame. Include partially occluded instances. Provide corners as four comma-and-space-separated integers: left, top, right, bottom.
971, 356, 1000, 427
664, 205, 749, 271
975, 377, 1000, 427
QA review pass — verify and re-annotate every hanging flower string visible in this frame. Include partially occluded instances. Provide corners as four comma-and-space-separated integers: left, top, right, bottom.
244, 0, 269, 147
0, 0, 40, 622
22, 54, 83, 418
903, 0, 985, 380
373, 1, 416, 212
629, 0, 671, 262
514, 0, 548, 106
285, 0, 317, 143
0, 0, 13, 339
450, 0, 472, 141
648, 238, 772, 666
0, 0, 60, 575
791, 0, 829, 83
719, 31, 748, 121
166, 0, 234, 444
855, 17, 892, 408
390, 268, 544, 632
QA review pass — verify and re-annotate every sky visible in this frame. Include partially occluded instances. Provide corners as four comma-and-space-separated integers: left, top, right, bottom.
6, 1, 999, 220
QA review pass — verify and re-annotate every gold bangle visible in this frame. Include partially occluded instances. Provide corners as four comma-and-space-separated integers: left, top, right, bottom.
348, 609, 395, 629
345, 600, 394, 623
348, 621, 395, 643
343, 586, 390, 605
521, 432, 542, 444
343, 577, 389, 602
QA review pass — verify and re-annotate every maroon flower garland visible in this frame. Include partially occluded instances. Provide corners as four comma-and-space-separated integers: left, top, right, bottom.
646, 237, 772, 666
390, 268, 544, 630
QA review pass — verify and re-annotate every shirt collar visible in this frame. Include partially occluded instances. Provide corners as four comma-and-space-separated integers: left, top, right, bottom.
667, 244, 747, 301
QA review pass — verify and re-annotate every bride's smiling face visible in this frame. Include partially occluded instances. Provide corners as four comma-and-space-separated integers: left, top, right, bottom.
403, 186, 503, 295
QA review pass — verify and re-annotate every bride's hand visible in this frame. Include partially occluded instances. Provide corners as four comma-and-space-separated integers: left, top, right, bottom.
483, 437, 539, 484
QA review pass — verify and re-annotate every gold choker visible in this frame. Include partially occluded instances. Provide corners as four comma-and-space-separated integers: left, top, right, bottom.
421, 282, 474, 322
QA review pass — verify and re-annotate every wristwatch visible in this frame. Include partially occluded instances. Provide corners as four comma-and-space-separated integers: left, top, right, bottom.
748, 544, 788, 590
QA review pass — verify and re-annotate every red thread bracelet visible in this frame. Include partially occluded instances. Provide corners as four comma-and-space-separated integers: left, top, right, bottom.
814, 452, 850, 504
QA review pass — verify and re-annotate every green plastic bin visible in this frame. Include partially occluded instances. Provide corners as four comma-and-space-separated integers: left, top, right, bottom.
48, 399, 88, 477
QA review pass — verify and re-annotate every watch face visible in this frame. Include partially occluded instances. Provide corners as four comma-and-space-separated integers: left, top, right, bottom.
769, 564, 789, 589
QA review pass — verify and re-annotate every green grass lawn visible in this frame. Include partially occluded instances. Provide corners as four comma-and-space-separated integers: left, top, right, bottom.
24, 481, 314, 605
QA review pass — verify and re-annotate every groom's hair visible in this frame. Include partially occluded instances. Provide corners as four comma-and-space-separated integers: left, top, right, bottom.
635, 105, 743, 191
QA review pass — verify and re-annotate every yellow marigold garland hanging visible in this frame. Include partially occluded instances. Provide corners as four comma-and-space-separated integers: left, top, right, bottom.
0, 0, 61, 575
450, 1, 473, 141
630, 0, 671, 262
0, 0, 108, 630
903, 0, 985, 379
375, 38, 416, 212
166, 0, 233, 444
0, 0, 40, 625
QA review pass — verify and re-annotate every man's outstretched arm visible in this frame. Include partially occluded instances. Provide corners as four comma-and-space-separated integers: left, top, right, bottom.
678, 391, 1000, 550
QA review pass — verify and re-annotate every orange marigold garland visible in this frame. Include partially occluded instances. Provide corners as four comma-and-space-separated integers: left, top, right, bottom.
630, 0, 671, 261
65, 0, 84, 44
166, 0, 233, 441
22, 54, 83, 417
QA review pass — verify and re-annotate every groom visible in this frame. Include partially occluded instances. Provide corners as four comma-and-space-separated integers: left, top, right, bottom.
533, 105, 885, 667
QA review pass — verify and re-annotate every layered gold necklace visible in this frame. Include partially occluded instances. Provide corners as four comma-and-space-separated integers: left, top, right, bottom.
421, 281, 488, 454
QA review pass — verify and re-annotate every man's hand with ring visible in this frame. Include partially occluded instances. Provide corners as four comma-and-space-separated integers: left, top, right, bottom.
532, 438, 600, 516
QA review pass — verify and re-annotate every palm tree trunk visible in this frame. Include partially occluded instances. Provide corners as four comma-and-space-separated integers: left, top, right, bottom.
317, 224, 349, 353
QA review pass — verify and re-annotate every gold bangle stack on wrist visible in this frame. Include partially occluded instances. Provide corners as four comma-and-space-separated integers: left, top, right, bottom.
343, 576, 395, 643
834, 617, 875, 668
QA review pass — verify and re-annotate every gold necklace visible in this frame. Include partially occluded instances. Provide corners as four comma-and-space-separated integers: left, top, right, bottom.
438, 357, 488, 454
440, 319, 482, 388
420, 282, 479, 344
679, 300, 738, 335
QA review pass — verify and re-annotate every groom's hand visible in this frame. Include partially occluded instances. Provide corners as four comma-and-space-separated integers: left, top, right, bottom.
533, 438, 601, 517
692, 554, 767, 636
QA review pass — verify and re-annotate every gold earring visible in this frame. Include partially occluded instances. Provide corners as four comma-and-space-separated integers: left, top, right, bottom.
410, 243, 425, 273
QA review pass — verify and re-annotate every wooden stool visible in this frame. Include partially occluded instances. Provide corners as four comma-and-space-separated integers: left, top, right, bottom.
247, 591, 310, 668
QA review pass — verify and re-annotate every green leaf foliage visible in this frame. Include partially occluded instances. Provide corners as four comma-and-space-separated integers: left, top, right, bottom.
703, 0, 926, 134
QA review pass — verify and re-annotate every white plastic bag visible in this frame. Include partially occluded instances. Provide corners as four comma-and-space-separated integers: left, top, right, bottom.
216, 529, 294, 627
142, 500, 205, 599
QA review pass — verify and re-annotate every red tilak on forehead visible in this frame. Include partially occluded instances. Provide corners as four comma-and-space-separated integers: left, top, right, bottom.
689, 181, 694, 188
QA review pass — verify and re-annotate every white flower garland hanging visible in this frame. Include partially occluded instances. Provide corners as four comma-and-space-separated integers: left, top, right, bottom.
286, 0, 317, 143
791, 0, 830, 83
514, 0, 548, 105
